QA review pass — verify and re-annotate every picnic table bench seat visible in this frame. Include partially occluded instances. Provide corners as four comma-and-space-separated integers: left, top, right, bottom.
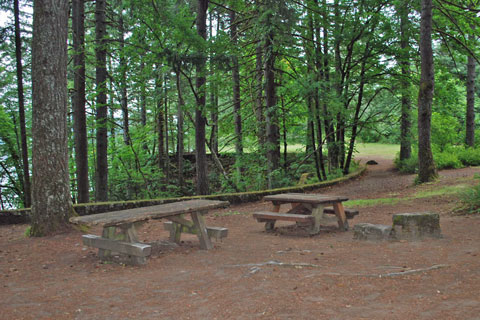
70, 199, 229, 265
257, 193, 355, 234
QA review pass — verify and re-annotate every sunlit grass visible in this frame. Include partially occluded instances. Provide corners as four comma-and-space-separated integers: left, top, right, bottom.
346, 184, 468, 208
354, 143, 399, 159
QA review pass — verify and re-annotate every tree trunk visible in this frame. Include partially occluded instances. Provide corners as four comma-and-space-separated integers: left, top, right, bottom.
140, 60, 147, 127
195, 0, 209, 195
417, 0, 437, 183
14, 0, 31, 208
398, 3, 412, 161
175, 66, 184, 192
164, 74, 170, 183
255, 45, 265, 148
466, 54, 475, 147
264, 27, 280, 188
156, 73, 165, 173
231, 10, 243, 178
72, 0, 89, 203
95, 0, 108, 201
31, 0, 73, 235
119, 13, 130, 146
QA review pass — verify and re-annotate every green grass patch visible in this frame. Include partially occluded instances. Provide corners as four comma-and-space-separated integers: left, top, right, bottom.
344, 197, 401, 208
355, 143, 399, 159
214, 210, 249, 217
412, 185, 468, 199
347, 184, 468, 208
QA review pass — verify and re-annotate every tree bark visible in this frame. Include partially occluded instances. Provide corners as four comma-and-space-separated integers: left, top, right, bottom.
14, 0, 31, 208
466, 54, 476, 147
31, 0, 73, 235
119, 12, 130, 146
417, 0, 437, 183
264, 25, 280, 187
156, 73, 165, 173
95, 0, 108, 201
231, 10, 243, 177
195, 0, 209, 195
175, 66, 185, 192
72, 0, 89, 203
398, 3, 412, 161
255, 45, 265, 148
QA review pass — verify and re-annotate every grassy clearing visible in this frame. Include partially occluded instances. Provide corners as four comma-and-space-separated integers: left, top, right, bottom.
354, 143, 399, 159
345, 184, 468, 208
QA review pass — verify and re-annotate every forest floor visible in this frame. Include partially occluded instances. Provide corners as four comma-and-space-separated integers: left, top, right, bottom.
1, 158, 480, 319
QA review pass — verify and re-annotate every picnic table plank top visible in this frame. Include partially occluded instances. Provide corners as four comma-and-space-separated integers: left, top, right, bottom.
69, 199, 229, 227
263, 193, 348, 204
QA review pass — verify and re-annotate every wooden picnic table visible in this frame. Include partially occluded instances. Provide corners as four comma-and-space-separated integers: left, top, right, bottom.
253, 193, 351, 235
70, 199, 229, 265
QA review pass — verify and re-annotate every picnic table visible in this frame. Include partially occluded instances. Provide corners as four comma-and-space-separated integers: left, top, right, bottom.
70, 199, 229, 265
253, 193, 357, 235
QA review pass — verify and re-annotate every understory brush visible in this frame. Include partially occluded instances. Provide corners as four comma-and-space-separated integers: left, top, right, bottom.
394, 146, 480, 173
457, 175, 480, 215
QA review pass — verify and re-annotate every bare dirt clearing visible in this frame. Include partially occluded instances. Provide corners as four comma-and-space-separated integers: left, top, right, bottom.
1, 158, 480, 319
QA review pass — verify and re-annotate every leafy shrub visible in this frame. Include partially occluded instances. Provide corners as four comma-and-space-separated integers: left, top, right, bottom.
394, 152, 418, 174
434, 151, 462, 169
457, 148, 480, 166
458, 175, 480, 214
431, 112, 460, 151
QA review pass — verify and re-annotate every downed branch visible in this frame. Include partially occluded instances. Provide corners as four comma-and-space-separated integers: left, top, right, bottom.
373, 264, 449, 278
226, 261, 449, 278
226, 260, 322, 268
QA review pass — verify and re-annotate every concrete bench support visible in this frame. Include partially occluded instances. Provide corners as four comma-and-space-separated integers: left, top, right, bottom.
391, 212, 442, 240
353, 223, 392, 241
163, 221, 228, 242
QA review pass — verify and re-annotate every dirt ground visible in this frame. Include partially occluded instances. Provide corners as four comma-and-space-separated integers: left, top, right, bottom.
1, 158, 480, 320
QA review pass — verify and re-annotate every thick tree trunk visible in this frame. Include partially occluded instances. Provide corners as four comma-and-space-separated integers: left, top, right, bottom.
398, 3, 412, 161
466, 54, 476, 147
195, 0, 209, 195
31, 0, 73, 235
95, 0, 108, 201
140, 61, 147, 127
164, 76, 170, 183
14, 0, 31, 208
119, 13, 130, 146
156, 74, 165, 173
231, 11, 243, 177
255, 45, 265, 148
417, 0, 437, 183
175, 67, 185, 192
72, 0, 89, 203
264, 30, 280, 187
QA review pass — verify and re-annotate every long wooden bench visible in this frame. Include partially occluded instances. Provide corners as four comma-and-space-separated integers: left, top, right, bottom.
253, 207, 358, 233
253, 212, 314, 223
70, 199, 229, 265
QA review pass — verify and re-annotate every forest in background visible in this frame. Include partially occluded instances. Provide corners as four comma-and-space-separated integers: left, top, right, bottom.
0, 0, 479, 211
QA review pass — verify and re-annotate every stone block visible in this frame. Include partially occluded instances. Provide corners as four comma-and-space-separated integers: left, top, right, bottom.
353, 223, 392, 241
391, 212, 442, 240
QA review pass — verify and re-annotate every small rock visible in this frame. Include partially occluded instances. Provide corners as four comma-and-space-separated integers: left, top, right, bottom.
366, 160, 378, 165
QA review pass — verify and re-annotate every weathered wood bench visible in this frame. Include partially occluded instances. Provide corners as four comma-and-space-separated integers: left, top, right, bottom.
257, 193, 353, 234
253, 207, 358, 224
70, 199, 229, 265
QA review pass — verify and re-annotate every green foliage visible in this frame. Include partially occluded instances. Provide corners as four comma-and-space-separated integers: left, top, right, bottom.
458, 175, 480, 215
394, 150, 419, 174
433, 150, 462, 169
431, 112, 460, 151
457, 148, 480, 166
